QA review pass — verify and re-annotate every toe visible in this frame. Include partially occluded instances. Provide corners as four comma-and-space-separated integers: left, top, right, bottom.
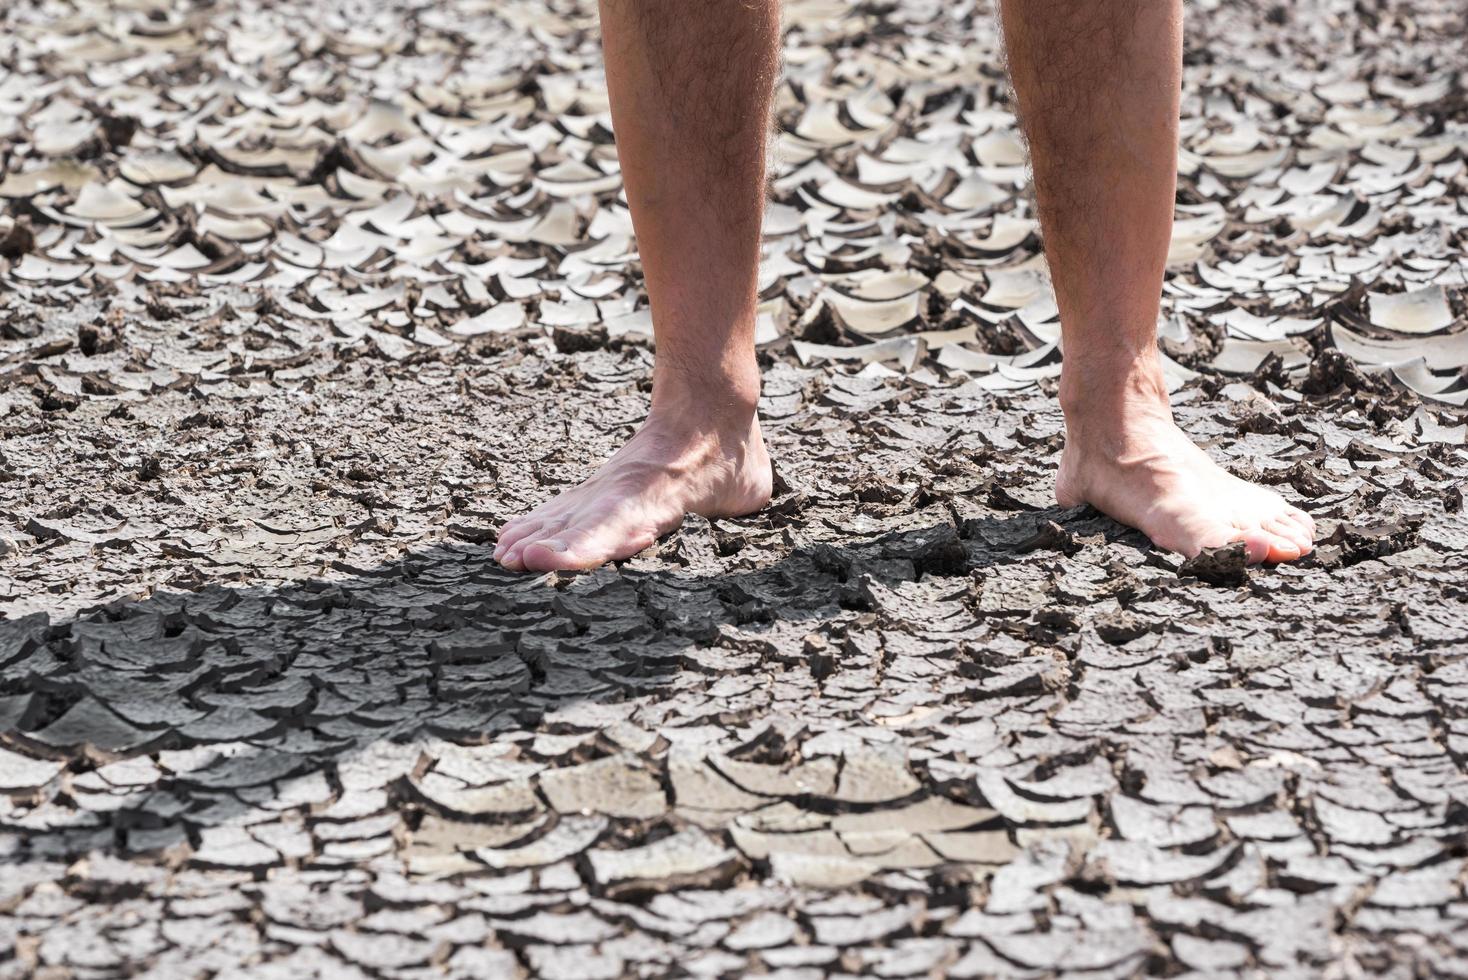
500, 525, 558, 570
1283, 507, 1316, 540
1264, 516, 1312, 554
1248, 524, 1303, 564
1236, 527, 1276, 565
1265, 538, 1304, 563
521, 520, 663, 573
520, 537, 592, 573
495, 518, 545, 557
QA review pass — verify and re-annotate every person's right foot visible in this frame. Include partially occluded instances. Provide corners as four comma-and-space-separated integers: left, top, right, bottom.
495, 407, 772, 573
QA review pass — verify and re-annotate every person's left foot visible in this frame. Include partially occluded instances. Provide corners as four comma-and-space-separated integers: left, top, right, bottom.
1055, 356, 1316, 564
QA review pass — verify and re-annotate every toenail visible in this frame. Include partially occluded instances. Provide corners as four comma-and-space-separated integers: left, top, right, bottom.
537, 539, 569, 552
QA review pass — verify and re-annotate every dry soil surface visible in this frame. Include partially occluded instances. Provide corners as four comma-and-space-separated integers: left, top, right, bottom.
1, 0, 1467, 977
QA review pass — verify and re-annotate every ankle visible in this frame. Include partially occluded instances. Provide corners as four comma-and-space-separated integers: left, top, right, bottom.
642, 395, 760, 463
650, 365, 761, 433
1058, 347, 1170, 419
1058, 350, 1177, 454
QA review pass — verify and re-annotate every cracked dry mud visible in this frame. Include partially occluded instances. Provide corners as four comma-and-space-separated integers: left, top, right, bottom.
2, 0, 1467, 976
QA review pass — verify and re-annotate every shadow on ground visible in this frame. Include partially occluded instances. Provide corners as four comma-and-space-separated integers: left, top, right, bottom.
0, 507, 1116, 862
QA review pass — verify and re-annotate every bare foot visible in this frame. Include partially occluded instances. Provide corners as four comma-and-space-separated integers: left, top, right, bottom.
495, 408, 772, 573
1056, 359, 1315, 565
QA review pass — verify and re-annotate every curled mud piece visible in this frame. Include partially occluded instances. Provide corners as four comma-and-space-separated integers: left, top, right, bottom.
1178, 542, 1251, 586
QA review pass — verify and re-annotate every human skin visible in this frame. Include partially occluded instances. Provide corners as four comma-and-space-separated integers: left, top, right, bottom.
494, 0, 1314, 573
495, 0, 776, 572
1000, 0, 1312, 561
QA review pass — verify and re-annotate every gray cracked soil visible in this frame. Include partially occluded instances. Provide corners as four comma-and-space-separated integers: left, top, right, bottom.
1, 0, 1467, 976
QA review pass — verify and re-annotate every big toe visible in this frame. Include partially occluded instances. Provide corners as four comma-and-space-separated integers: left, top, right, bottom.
1241, 524, 1302, 564
518, 538, 572, 572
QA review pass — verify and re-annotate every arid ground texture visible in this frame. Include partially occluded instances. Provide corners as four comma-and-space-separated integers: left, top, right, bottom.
1, 0, 1466, 976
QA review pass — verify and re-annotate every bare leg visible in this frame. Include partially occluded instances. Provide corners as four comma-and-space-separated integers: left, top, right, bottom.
497, 0, 778, 572
1000, 0, 1314, 563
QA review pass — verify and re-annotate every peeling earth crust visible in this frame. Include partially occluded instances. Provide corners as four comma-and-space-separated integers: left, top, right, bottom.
1, 0, 1467, 977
